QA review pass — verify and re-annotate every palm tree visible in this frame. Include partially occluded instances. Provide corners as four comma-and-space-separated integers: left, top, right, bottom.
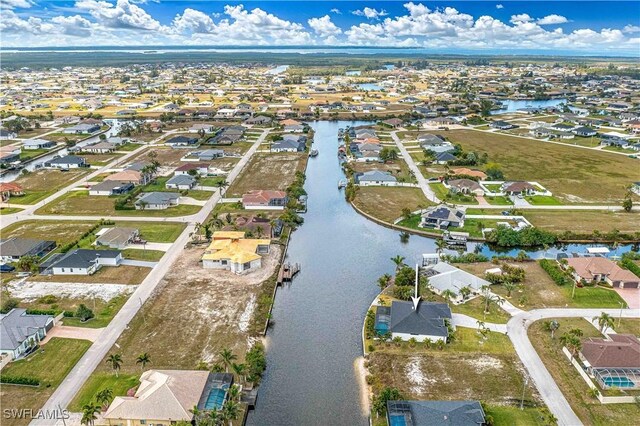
435, 239, 447, 255
95, 388, 113, 411
231, 363, 247, 383
459, 286, 471, 301
227, 384, 241, 402
136, 352, 151, 370
560, 332, 582, 363
215, 180, 230, 195
106, 353, 122, 378
81, 403, 100, 426
390, 255, 405, 270
544, 320, 560, 339
502, 281, 517, 298
219, 348, 237, 373
377, 274, 391, 291
441, 289, 457, 305
211, 363, 225, 373
593, 312, 615, 333
222, 400, 239, 426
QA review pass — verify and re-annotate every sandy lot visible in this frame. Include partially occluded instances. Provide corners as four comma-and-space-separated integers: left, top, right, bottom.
7, 279, 136, 301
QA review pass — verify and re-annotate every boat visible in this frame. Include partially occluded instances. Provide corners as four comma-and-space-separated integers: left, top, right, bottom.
309, 149, 319, 157
338, 179, 347, 189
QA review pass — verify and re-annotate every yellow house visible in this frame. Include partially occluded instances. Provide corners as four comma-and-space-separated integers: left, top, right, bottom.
201, 231, 270, 274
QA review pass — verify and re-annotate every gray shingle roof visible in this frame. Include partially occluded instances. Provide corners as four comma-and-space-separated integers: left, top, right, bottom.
0, 308, 53, 351
51, 249, 120, 269
167, 175, 196, 186
136, 192, 180, 205
387, 400, 485, 426
0, 238, 55, 258
355, 170, 398, 183
389, 301, 451, 337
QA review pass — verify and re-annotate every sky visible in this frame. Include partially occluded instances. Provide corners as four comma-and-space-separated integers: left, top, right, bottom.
1, 1, 640, 55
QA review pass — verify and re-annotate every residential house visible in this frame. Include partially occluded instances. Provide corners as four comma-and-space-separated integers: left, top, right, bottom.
0, 147, 20, 164
0, 128, 17, 140
579, 334, 640, 389
381, 118, 403, 128
103, 370, 233, 425
223, 215, 280, 238
174, 163, 209, 176
573, 126, 597, 137
281, 119, 305, 133
244, 115, 273, 126
447, 179, 484, 196
420, 205, 466, 229
44, 155, 87, 169
22, 139, 55, 150
135, 192, 180, 210
386, 400, 486, 426
242, 190, 288, 210
490, 120, 516, 130
196, 149, 225, 161
0, 182, 24, 202
81, 141, 117, 154
189, 123, 216, 134
89, 181, 134, 196
0, 238, 56, 263
421, 262, 490, 303
62, 123, 100, 134
165, 135, 198, 147
0, 308, 54, 360
271, 138, 305, 153
375, 300, 452, 342
104, 170, 145, 185
45, 249, 122, 275
201, 231, 270, 274
166, 174, 196, 190
565, 257, 640, 288
354, 170, 398, 186
418, 134, 453, 153
95, 228, 140, 250
432, 151, 456, 164
502, 181, 536, 196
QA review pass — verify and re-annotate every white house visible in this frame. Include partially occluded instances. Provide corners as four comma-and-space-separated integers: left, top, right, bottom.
47, 249, 122, 275
0, 309, 54, 360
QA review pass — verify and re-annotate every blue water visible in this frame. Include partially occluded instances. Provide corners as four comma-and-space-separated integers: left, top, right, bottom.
346, 70, 362, 76
491, 99, 567, 114
602, 377, 635, 388
357, 83, 383, 91
204, 387, 227, 410
389, 414, 408, 426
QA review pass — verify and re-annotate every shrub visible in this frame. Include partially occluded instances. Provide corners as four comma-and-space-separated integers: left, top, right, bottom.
25, 309, 60, 316
620, 258, 640, 278
539, 259, 571, 286
0, 376, 40, 386
37, 295, 58, 304
75, 304, 94, 322
0, 298, 19, 314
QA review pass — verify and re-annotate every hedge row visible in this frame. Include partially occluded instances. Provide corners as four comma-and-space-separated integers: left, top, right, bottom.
539, 259, 571, 286
0, 376, 40, 386
620, 258, 640, 278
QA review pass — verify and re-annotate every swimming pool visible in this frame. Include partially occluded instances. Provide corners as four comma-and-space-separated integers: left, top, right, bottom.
388, 414, 408, 426
602, 376, 635, 388
204, 385, 229, 410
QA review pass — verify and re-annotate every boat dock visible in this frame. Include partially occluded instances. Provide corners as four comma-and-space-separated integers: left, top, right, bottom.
277, 262, 301, 285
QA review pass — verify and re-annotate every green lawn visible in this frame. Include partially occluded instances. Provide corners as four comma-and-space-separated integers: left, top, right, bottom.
121, 221, 186, 243
484, 195, 513, 205
60, 295, 129, 328
199, 176, 226, 186
485, 406, 550, 426
68, 373, 139, 412
525, 195, 563, 206
430, 183, 479, 205
117, 143, 141, 151
0, 207, 23, 215
19, 149, 49, 161
7, 191, 49, 205
560, 285, 627, 308
122, 248, 165, 262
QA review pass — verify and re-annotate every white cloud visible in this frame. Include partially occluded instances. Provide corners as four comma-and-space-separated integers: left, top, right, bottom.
75, 0, 166, 31
510, 14, 533, 24
330, 8, 341, 15
172, 8, 215, 34
623, 24, 640, 34
0, 0, 32, 9
308, 15, 341, 37
352, 7, 388, 20
496, 4, 504, 9
51, 14, 94, 36
537, 14, 569, 25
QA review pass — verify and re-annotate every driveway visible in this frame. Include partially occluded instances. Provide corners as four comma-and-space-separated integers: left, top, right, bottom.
614, 288, 640, 309
40, 325, 103, 344
120, 259, 158, 268
510, 195, 531, 207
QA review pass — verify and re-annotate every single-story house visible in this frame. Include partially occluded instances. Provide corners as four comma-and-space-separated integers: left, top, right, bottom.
573, 126, 597, 137
386, 400, 486, 426
165, 135, 199, 147
103, 370, 233, 425
0, 308, 54, 360
0, 182, 25, 202
81, 141, 117, 154
23, 138, 55, 150
62, 123, 100, 134
0, 147, 20, 164
447, 178, 484, 196
0, 128, 17, 140
502, 181, 536, 196
47, 249, 122, 275
354, 170, 398, 186
135, 192, 180, 210
421, 262, 490, 303
89, 180, 134, 196
420, 205, 465, 229
166, 174, 196, 190
104, 170, 146, 185
0, 238, 56, 263
376, 300, 452, 342
189, 123, 216, 133
580, 334, 640, 389
174, 163, 209, 176
565, 257, 640, 288
271, 139, 306, 153
202, 231, 270, 274
95, 227, 140, 250
197, 149, 225, 161
242, 190, 288, 210
44, 155, 87, 169
490, 120, 516, 130
244, 115, 273, 126
433, 152, 457, 164
223, 215, 279, 238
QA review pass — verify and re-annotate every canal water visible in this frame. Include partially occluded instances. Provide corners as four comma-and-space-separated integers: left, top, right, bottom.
247, 121, 439, 425
491, 98, 567, 114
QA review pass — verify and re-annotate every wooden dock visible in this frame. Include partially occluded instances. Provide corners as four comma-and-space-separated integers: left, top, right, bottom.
277, 262, 300, 285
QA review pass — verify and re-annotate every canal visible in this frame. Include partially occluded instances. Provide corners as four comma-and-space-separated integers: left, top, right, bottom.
247, 121, 439, 425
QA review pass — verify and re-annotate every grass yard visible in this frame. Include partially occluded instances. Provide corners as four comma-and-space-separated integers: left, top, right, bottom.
35, 190, 201, 217
116, 221, 186, 243
20, 295, 128, 329
68, 373, 139, 412
19, 148, 49, 161
430, 183, 479, 205
10, 169, 89, 205
615, 319, 640, 336
227, 152, 307, 196
0, 207, 23, 215
559, 285, 627, 309
525, 195, 563, 206
0, 338, 91, 426
442, 129, 640, 203
1, 220, 96, 245
352, 186, 430, 222
485, 195, 513, 205
529, 318, 640, 425
122, 248, 165, 262
29, 265, 150, 285
525, 210, 640, 235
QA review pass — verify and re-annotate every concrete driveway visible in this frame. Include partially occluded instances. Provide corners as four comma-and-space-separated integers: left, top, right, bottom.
120, 259, 159, 268
614, 288, 640, 309
40, 325, 103, 344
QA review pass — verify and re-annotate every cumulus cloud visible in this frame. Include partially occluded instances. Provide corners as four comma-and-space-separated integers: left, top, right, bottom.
510, 14, 533, 24
0, 0, 32, 9
51, 14, 94, 36
330, 8, 341, 15
537, 14, 569, 25
352, 7, 388, 20
75, 0, 165, 31
308, 15, 341, 37
172, 8, 215, 34
496, 4, 504, 9
623, 24, 640, 34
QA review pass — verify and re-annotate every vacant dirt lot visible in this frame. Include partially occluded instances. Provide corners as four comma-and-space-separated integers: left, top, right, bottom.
27, 265, 150, 285
353, 186, 430, 222
525, 210, 640, 234
92, 244, 282, 373
227, 152, 307, 196
2, 220, 96, 245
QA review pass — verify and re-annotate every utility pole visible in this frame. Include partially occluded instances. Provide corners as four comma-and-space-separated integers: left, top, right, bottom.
618, 301, 624, 328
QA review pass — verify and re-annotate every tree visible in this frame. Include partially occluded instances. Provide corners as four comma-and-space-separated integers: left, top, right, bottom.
622, 196, 633, 212
593, 312, 615, 333
560, 332, 582, 363
215, 180, 230, 195
222, 400, 239, 426
76, 304, 94, 322
372, 387, 403, 417
401, 207, 412, 220
95, 388, 113, 411
136, 352, 151, 370
544, 320, 560, 339
435, 238, 447, 255
459, 286, 472, 301
391, 255, 406, 270
377, 274, 391, 291
81, 403, 100, 426
16, 255, 39, 273
441, 289, 457, 305
219, 348, 237, 373
106, 353, 123, 377
502, 281, 517, 298
231, 362, 247, 383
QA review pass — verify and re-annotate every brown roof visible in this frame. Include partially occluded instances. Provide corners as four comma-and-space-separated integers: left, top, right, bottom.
448, 178, 482, 191
175, 163, 208, 172
581, 334, 640, 368
0, 182, 23, 192
242, 190, 287, 205
503, 181, 536, 192
452, 168, 487, 179
566, 257, 640, 283
104, 170, 142, 183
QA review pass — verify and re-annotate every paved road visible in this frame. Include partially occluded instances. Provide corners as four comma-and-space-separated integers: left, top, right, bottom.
390, 130, 439, 203
507, 307, 640, 426
32, 129, 269, 424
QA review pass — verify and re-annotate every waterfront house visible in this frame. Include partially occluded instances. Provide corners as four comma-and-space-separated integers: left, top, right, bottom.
421, 262, 490, 304
419, 205, 465, 230
0, 128, 17, 140
242, 190, 288, 210
0, 308, 54, 360
81, 141, 117, 154
44, 155, 87, 169
0, 238, 56, 263
386, 400, 486, 426
271, 138, 306, 153
376, 300, 452, 342
23, 138, 55, 150
89, 181, 134, 196
354, 170, 398, 186
135, 192, 180, 210
62, 123, 100, 134
490, 120, 516, 130
564, 257, 639, 288
202, 231, 270, 274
